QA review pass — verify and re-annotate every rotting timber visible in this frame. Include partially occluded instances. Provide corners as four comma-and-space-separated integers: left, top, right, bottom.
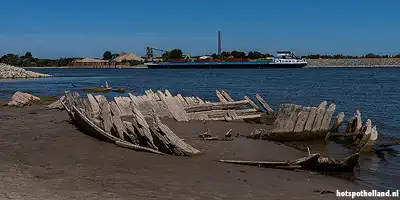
56, 88, 395, 173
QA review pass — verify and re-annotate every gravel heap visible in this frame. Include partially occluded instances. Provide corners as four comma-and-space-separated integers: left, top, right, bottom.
306, 58, 400, 68
0, 63, 51, 79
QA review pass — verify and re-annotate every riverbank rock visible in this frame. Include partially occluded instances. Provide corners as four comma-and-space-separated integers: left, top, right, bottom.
0, 63, 51, 79
7, 92, 41, 107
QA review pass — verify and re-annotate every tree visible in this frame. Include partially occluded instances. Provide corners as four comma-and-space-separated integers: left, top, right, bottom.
230, 50, 246, 58
103, 51, 112, 60
394, 54, 400, 58
169, 49, 183, 59
363, 53, 378, 58
24, 52, 33, 60
162, 49, 183, 60
221, 51, 231, 59
247, 51, 264, 59
211, 53, 218, 59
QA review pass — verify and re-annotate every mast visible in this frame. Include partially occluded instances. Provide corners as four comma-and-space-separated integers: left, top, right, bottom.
218, 31, 221, 60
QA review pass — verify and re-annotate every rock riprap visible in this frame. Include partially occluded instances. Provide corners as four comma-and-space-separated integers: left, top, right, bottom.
0, 63, 51, 79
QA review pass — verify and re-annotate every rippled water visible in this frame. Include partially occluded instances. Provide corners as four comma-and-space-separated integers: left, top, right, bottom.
1, 68, 399, 190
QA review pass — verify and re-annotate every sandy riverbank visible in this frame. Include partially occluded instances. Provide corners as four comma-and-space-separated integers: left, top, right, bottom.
0, 103, 373, 200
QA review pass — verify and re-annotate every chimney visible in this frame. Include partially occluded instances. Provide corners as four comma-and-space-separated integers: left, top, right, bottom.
218, 31, 221, 59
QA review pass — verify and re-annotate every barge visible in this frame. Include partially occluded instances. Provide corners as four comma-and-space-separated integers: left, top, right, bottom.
146, 51, 307, 69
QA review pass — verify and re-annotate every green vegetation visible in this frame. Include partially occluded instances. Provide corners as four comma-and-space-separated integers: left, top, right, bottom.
102, 51, 120, 61
0, 52, 77, 67
162, 49, 183, 60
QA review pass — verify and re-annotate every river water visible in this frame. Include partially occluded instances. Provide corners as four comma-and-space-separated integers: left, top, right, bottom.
1, 68, 399, 190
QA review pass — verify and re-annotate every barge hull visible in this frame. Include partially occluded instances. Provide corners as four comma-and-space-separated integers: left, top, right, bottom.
147, 63, 307, 69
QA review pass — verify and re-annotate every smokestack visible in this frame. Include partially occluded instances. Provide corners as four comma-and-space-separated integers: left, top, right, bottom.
218, 31, 221, 59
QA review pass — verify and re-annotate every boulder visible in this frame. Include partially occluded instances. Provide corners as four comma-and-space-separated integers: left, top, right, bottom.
7, 92, 41, 107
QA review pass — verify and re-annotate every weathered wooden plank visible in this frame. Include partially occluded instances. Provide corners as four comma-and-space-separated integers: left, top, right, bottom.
191, 97, 199, 105
185, 100, 250, 113
128, 93, 140, 106
356, 119, 372, 147
123, 121, 139, 145
132, 106, 150, 129
227, 110, 241, 120
163, 95, 189, 122
189, 112, 210, 120
320, 103, 336, 131
177, 94, 188, 107
111, 115, 127, 139
255, 94, 275, 115
216, 90, 228, 103
221, 90, 234, 102
293, 107, 311, 132
196, 97, 205, 104
272, 104, 301, 133
174, 96, 186, 109
114, 97, 134, 116
109, 101, 122, 116
96, 96, 113, 133
304, 107, 317, 131
165, 89, 173, 98
115, 140, 164, 155
157, 90, 166, 101
87, 94, 100, 119
70, 105, 119, 142
345, 117, 357, 133
358, 125, 378, 152
191, 108, 257, 118
244, 96, 261, 111
184, 97, 196, 107
330, 112, 345, 132
355, 110, 362, 132
156, 121, 200, 156
311, 101, 328, 132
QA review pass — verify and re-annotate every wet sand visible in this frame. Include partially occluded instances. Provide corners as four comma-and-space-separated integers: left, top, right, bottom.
0, 104, 372, 200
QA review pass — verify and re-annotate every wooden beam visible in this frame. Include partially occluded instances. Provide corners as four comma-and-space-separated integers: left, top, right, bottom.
185, 100, 250, 112
255, 94, 274, 115
244, 96, 261, 111
216, 90, 228, 103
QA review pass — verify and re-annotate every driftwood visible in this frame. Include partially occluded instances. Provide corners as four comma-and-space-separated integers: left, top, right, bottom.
218, 153, 360, 172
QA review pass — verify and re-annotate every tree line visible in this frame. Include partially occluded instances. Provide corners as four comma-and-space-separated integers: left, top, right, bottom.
0, 52, 77, 67
160, 49, 274, 60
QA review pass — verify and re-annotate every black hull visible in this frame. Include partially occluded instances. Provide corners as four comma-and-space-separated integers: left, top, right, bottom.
147, 63, 307, 69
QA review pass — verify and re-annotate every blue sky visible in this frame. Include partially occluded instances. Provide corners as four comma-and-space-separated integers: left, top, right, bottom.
0, 0, 399, 58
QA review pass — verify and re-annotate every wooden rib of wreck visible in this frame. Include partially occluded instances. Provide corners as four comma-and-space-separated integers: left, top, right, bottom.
219, 153, 360, 173
62, 91, 200, 156
246, 101, 338, 141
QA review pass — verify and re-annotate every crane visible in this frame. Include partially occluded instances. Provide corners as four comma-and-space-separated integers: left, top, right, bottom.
146, 46, 167, 61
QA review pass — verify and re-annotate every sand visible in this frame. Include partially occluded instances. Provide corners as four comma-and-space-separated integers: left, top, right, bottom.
0, 104, 373, 200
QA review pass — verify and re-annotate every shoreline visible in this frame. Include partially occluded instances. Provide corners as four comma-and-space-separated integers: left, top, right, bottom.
0, 104, 372, 199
